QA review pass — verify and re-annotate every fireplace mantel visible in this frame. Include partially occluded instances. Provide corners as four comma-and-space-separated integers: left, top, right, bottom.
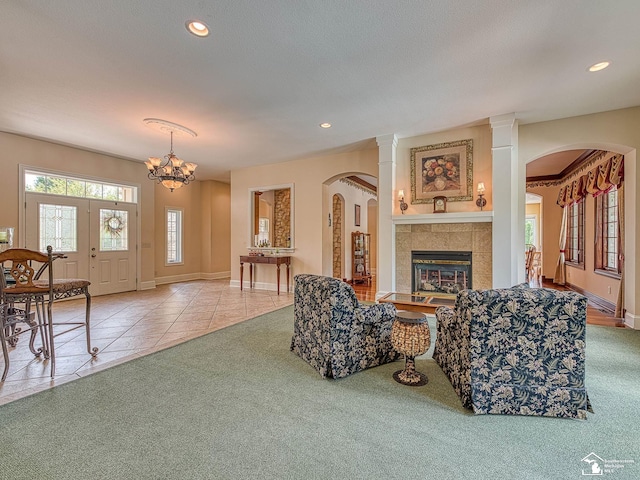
392, 211, 493, 225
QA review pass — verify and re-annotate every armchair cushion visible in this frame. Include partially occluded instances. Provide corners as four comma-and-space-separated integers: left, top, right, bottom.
290, 274, 400, 379
433, 286, 592, 419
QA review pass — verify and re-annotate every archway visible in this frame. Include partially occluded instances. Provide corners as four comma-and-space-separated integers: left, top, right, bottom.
321, 173, 378, 281
332, 194, 345, 279
523, 142, 635, 325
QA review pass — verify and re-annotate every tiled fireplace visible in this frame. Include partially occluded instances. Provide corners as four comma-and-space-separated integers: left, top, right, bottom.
412, 250, 472, 294
395, 221, 492, 293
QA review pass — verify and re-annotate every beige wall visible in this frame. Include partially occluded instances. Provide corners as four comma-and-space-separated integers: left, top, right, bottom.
396, 124, 493, 214
520, 106, 639, 324
200, 180, 231, 276
154, 179, 231, 282
0, 132, 156, 285
154, 181, 202, 281
230, 148, 379, 288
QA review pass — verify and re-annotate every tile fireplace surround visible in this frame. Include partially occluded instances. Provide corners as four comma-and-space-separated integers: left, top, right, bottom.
395, 221, 492, 293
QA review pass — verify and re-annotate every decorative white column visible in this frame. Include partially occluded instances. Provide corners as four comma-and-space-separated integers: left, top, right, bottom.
376, 134, 398, 298
490, 114, 524, 287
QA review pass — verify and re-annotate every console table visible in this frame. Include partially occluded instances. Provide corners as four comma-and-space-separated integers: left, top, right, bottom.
239, 255, 291, 295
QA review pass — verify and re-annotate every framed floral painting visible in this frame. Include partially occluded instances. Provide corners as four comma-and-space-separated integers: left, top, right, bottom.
410, 139, 473, 204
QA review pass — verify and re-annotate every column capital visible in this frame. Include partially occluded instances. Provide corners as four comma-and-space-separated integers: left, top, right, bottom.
376, 134, 398, 148
490, 113, 516, 129
490, 113, 518, 150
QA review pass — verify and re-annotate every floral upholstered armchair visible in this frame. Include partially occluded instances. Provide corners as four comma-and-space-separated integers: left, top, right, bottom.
290, 274, 400, 379
433, 285, 592, 419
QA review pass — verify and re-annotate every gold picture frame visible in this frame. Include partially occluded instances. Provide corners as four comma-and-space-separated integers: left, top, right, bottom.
410, 139, 473, 204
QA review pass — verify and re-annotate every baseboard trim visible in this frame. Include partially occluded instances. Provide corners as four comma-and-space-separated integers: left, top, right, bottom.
155, 273, 201, 286
139, 280, 156, 291
565, 282, 616, 315
624, 312, 638, 330
200, 271, 231, 280
155, 272, 231, 286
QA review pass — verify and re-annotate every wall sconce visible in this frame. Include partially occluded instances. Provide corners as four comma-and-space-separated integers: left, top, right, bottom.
476, 182, 487, 210
398, 190, 408, 214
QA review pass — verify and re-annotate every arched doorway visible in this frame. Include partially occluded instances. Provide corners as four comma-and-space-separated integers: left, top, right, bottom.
332, 194, 344, 279
321, 174, 378, 281
525, 148, 627, 317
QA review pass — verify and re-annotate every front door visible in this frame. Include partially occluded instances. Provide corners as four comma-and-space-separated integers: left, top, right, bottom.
89, 201, 137, 296
25, 193, 137, 296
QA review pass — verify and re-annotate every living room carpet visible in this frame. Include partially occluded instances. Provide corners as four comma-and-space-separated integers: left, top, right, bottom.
0, 306, 638, 479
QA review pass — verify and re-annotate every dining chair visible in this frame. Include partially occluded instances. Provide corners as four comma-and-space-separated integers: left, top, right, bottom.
0, 246, 97, 380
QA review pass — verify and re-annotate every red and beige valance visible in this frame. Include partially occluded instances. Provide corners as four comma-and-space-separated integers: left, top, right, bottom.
556, 153, 623, 207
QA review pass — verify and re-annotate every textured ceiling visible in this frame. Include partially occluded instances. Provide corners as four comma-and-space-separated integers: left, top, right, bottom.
2, 1, 640, 182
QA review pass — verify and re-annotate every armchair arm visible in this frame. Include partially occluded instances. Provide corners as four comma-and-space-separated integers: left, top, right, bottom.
356, 302, 397, 325
435, 305, 455, 327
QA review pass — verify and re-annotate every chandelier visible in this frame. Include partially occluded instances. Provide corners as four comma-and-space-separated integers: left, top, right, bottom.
144, 119, 198, 192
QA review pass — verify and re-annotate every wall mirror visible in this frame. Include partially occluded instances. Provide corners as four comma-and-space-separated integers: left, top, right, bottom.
249, 183, 294, 249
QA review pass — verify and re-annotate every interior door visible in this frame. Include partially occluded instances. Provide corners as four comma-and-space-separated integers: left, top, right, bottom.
89, 200, 137, 296
25, 193, 137, 296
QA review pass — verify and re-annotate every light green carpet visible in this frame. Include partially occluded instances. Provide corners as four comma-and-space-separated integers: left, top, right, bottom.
1, 306, 639, 480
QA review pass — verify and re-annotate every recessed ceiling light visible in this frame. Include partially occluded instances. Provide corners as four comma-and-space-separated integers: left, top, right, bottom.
588, 61, 610, 72
319, 123, 332, 128
186, 20, 210, 37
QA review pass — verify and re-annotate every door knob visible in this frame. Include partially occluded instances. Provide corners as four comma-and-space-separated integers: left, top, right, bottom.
91, 254, 96, 258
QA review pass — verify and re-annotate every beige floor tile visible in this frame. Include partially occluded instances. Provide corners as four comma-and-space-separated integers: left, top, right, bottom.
101, 334, 164, 353
166, 320, 210, 334
175, 311, 214, 322
121, 323, 173, 337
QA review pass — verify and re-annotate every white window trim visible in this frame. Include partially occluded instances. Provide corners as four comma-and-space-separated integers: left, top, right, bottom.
165, 207, 184, 266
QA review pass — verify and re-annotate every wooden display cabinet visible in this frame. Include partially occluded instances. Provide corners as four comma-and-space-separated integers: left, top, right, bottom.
351, 231, 371, 285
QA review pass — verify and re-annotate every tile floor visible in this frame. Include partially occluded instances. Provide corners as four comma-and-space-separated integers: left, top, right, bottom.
0, 279, 293, 406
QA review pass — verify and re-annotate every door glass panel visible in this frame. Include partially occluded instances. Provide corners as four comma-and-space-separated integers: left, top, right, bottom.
39, 204, 77, 252
100, 209, 129, 251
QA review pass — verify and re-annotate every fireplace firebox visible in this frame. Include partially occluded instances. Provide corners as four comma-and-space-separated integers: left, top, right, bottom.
412, 251, 472, 295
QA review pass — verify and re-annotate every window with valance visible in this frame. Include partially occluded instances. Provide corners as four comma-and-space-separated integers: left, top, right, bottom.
556, 153, 624, 207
